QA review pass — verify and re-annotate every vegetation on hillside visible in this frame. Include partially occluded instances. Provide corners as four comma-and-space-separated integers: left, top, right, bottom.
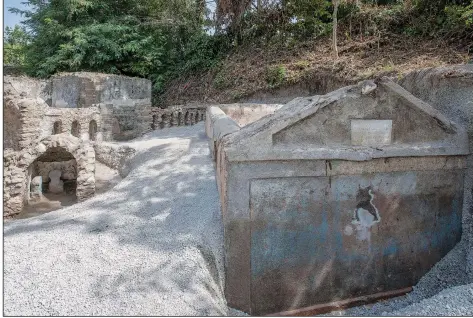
5, 0, 473, 106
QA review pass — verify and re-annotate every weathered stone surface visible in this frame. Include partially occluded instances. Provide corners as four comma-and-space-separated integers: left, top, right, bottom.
3, 72, 152, 216
351, 119, 392, 146
3, 134, 96, 217
207, 77, 469, 315
151, 105, 207, 130
93, 143, 135, 178
399, 64, 473, 281
48, 170, 64, 193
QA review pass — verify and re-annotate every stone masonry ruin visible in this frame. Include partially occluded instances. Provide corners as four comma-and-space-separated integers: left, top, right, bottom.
3, 72, 151, 217
151, 104, 207, 129
206, 75, 471, 315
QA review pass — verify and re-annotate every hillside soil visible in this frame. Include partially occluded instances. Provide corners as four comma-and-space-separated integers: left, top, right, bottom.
159, 34, 471, 106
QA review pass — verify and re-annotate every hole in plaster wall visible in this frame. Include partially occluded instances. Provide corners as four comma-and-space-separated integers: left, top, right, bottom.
89, 120, 98, 141
71, 120, 80, 137
52, 121, 62, 134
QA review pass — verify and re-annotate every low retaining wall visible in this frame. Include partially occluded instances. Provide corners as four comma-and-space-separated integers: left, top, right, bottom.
94, 143, 136, 178
205, 106, 240, 160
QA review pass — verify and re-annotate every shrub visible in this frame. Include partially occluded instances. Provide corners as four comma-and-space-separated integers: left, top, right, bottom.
265, 65, 287, 88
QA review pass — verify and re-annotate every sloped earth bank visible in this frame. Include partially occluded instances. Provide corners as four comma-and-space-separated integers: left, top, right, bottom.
3, 124, 472, 316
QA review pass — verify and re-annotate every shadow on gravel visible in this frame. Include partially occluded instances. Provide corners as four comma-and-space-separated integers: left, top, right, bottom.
4, 125, 228, 315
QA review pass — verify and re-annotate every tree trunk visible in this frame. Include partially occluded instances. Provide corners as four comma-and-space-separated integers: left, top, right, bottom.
332, 0, 339, 59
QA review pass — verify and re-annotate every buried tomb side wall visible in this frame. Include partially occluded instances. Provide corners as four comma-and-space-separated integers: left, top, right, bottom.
399, 65, 473, 280
221, 156, 465, 315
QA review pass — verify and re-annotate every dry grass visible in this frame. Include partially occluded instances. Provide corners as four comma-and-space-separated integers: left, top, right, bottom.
159, 33, 471, 106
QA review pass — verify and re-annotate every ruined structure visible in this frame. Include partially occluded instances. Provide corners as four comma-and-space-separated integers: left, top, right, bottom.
3, 72, 150, 217
206, 77, 469, 315
150, 105, 207, 129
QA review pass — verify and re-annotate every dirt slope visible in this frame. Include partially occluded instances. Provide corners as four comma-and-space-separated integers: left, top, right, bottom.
159, 34, 471, 106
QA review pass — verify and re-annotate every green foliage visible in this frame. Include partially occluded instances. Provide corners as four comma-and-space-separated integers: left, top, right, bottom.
3, 25, 31, 67
179, 34, 230, 74
285, 0, 333, 39
213, 69, 233, 90
7, 0, 473, 104
444, 2, 473, 28
265, 65, 286, 88
398, 0, 473, 38
11, 0, 210, 92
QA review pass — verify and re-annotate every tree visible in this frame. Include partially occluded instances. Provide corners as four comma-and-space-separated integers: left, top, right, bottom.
3, 25, 31, 67
332, 0, 339, 59
9, 0, 208, 91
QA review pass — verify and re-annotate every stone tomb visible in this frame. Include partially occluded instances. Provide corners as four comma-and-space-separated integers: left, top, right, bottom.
206, 78, 469, 315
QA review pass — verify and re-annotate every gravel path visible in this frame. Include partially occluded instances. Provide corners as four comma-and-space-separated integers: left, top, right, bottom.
4, 123, 232, 316
4, 123, 472, 316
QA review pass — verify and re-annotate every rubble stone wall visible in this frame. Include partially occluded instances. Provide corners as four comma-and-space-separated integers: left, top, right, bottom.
3, 134, 95, 217
3, 72, 152, 217
100, 102, 151, 141
51, 72, 152, 141
94, 143, 136, 177
4, 100, 21, 151
4, 75, 52, 105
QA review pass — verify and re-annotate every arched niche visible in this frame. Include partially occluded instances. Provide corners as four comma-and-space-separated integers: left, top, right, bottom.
27, 146, 78, 205
89, 120, 98, 141
71, 120, 80, 138
9, 134, 96, 216
52, 121, 62, 135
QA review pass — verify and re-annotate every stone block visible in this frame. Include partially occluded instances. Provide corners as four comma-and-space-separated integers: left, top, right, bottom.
208, 77, 470, 315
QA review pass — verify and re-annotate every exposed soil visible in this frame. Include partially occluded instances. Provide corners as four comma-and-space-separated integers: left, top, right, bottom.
159, 34, 471, 106
14, 162, 122, 219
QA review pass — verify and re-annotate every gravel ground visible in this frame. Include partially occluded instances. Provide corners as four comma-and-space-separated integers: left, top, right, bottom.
4, 123, 472, 316
4, 123, 231, 316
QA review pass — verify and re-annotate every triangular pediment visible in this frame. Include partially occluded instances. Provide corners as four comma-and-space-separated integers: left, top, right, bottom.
224, 78, 468, 161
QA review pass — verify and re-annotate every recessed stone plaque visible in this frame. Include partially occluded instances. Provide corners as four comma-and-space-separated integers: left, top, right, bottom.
351, 120, 392, 146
